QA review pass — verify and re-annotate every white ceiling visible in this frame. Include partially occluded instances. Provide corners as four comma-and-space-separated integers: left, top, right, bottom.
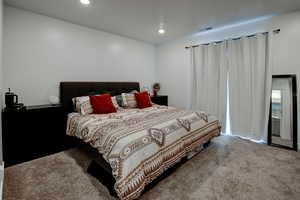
4, 0, 300, 44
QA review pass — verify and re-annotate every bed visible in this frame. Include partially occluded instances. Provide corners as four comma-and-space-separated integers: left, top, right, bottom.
60, 82, 221, 200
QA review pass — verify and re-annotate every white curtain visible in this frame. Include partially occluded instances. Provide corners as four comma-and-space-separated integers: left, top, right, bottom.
228, 33, 272, 141
191, 43, 227, 132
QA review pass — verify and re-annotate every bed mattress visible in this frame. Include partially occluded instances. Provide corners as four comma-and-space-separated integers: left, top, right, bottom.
67, 105, 220, 200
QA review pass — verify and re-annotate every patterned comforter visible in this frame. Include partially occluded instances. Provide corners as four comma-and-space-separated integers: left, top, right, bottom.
67, 105, 220, 200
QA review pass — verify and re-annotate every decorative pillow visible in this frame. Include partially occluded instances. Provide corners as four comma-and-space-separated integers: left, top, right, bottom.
114, 95, 124, 107
72, 96, 93, 115
134, 91, 152, 109
121, 93, 137, 108
89, 94, 117, 114
73, 95, 120, 115
111, 96, 120, 110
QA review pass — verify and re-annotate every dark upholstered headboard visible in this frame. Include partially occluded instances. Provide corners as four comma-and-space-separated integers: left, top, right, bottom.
60, 82, 140, 113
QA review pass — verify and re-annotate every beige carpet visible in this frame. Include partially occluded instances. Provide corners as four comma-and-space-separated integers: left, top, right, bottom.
4, 136, 300, 200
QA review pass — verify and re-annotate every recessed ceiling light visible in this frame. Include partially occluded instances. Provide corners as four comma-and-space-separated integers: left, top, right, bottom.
80, 0, 91, 5
158, 28, 165, 35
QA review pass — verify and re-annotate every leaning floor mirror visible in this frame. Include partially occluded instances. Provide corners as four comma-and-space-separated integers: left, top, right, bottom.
268, 75, 298, 150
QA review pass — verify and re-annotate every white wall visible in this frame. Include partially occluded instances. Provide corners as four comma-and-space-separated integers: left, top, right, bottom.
3, 6, 156, 106
156, 11, 300, 146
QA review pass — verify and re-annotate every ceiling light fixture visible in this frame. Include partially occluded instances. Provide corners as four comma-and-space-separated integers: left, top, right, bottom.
158, 28, 165, 35
80, 0, 91, 6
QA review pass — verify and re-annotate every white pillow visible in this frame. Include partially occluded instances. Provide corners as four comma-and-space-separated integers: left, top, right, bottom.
72, 96, 93, 115
111, 96, 120, 110
121, 93, 137, 108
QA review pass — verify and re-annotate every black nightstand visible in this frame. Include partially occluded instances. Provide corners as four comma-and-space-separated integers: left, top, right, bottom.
151, 95, 168, 106
2, 104, 71, 167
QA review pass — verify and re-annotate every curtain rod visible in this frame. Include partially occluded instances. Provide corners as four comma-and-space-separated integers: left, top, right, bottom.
185, 29, 281, 49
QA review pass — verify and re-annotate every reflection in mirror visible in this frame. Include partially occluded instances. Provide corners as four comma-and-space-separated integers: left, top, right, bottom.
269, 75, 297, 150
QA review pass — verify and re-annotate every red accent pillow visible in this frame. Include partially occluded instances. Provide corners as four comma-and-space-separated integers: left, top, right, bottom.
134, 91, 152, 109
89, 94, 117, 114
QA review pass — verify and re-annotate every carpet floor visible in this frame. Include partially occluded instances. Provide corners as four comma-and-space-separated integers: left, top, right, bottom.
3, 136, 300, 200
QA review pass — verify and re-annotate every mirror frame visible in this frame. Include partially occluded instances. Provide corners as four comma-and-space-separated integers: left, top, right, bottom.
268, 74, 298, 151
